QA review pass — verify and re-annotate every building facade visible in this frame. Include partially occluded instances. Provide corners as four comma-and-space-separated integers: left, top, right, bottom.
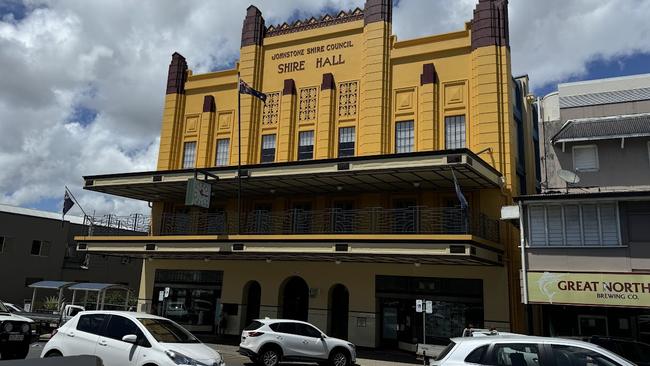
0, 204, 142, 307
76, 0, 537, 349
539, 73, 650, 191
518, 73, 650, 342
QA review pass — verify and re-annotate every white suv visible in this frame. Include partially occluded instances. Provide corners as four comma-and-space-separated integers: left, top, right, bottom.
431, 335, 635, 365
239, 318, 356, 366
41, 310, 225, 366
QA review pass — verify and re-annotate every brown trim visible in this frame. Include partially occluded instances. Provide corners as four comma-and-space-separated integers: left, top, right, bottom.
241, 5, 265, 47
470, 0, 509, 50
321, 73, 335, 90
165, 52, 187, 95
364, 0, 392, 25
282, 79, 296, 95
202, 95, 215, 113
420, 63, 436, 85
266, 8, 364, 37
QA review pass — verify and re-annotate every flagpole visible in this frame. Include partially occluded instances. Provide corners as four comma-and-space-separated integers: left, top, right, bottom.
237, 72, 242, 235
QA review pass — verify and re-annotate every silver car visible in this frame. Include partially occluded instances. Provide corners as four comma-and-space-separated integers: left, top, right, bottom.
431, 334, 636, 366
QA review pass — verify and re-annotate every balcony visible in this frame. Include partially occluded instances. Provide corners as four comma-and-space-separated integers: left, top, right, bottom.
84, 206, 500, 243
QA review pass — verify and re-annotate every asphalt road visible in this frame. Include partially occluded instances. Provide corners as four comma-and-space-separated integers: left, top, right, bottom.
25, 342, 316, 366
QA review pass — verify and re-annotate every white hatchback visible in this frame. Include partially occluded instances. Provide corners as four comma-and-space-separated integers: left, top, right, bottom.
430, 334, 635, 366
41, 310, 225, 366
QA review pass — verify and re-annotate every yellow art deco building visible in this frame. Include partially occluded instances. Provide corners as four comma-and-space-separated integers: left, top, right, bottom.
77, 0, 538, 349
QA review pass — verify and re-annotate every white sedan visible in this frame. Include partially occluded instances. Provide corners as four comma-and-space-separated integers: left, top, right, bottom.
431, 334, 635, 366
41, 310, 225, 366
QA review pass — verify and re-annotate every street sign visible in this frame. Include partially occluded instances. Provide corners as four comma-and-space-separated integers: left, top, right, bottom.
164, 287, 170, 298
158, 290, 164, 302
425, 300, 433, 314
416, 299, 423, 313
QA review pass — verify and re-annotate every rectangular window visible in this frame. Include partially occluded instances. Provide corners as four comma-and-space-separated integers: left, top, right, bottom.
573, 145, 598, 172
395, 121, 414, 153
0, 236, 4, 253
298, 131, 314, 160
182, 141, 197, 169
338, 127, 355, 157
260, 134, 276, 163
215, 139, 230, 166
527, 202, 621, 247
30, 240, 50, 257
445, 115, 466, 149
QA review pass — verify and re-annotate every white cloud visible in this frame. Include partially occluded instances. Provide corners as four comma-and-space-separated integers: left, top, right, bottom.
1, 0, 649, 216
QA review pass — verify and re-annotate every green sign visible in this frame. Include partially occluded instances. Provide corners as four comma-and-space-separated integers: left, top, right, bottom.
185, 178, 211, 208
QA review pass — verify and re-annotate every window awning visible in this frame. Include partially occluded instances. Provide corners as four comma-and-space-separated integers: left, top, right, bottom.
82, 149, 502, 202
552, 113, 650, 143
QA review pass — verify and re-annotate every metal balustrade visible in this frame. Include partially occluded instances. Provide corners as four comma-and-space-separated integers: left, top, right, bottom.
155, 207, 500, 242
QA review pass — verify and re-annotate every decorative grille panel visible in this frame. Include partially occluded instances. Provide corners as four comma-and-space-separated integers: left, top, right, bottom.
338, 81, 358, 118
299, 87, 318, 122
262, 92, 280, 125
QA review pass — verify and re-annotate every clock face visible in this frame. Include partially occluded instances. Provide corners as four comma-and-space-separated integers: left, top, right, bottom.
186, 178, 211, 208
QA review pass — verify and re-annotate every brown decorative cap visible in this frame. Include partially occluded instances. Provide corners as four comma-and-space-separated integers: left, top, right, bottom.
283, 79, 296, 95
203, 95, 215, 113
364, 0, 392, 25
321, 73, 335, 90
241, 5, 265, 47
420, 63, 436, 85
166, 52, 188, 95
471, 0, 509, 50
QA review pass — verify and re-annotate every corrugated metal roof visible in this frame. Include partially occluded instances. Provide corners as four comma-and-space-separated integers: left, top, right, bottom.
559, 87, 650, 108
28, 281, 75, 290
0, 203, 85, 225
68, 283, 126, 291
552, 113, 650, 143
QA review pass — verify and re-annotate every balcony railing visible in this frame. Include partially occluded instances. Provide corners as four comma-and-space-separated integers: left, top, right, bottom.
156, 207, 500, 242
81, 207, 500, 243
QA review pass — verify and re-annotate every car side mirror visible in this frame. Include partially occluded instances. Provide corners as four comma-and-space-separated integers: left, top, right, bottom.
122, 334, 138, 344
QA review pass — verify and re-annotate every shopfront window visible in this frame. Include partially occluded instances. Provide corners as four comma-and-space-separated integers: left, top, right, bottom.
376, 275, 483, 348
152, 270, 223, 333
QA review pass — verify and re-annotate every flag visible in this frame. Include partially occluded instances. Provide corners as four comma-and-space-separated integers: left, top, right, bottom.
239, 79, 267, 102
451, 169, 468, 209
63, 191, 75, 218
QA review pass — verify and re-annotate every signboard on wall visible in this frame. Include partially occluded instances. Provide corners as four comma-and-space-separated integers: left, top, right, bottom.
528, 271, 650, 308
185, 178, 211, 208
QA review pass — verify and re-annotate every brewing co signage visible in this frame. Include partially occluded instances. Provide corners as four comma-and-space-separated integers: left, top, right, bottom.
527, 271, 650, 308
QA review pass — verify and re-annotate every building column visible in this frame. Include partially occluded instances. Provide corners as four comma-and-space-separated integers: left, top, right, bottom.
157, 52, 188, 170
277, 79, 297, 162
238, 6, 265, 164
317, 73, 336, 159
359, 0, 392, 155
419, 63, 437, 151
137, 259, 156, 313
197, 95, 216, 167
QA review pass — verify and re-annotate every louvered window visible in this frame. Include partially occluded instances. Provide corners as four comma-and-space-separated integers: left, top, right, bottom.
527, 202, 620, 247
573, 145, 598, 171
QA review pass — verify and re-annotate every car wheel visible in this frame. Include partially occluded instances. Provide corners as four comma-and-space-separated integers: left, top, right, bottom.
330, 349, 349, 366
260, 348, 280, 366
45, 350, 63, 357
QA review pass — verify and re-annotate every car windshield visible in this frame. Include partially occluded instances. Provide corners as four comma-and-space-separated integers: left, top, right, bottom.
435, 341, 456, 361
0, 302, 9, 313
138, 318, 200, 344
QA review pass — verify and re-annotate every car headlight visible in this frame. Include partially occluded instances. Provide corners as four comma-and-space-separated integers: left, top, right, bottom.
21, 323, 30, 333
165, 350, 199, 365
3, 322, 13, 332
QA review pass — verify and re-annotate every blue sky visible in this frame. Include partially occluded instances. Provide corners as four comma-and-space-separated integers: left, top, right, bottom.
3, 0, 650, 216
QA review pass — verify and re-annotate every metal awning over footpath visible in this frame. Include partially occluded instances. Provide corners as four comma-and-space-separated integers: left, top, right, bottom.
82, 149, 502, 202
28, 281, 131, 311
552, 113, 650, 143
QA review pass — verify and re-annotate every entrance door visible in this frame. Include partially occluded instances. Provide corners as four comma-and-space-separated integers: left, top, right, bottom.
281, 276, 309, 321
243, 281, 261, 329
329, 284, 349, 339
380, 301, 399, 348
